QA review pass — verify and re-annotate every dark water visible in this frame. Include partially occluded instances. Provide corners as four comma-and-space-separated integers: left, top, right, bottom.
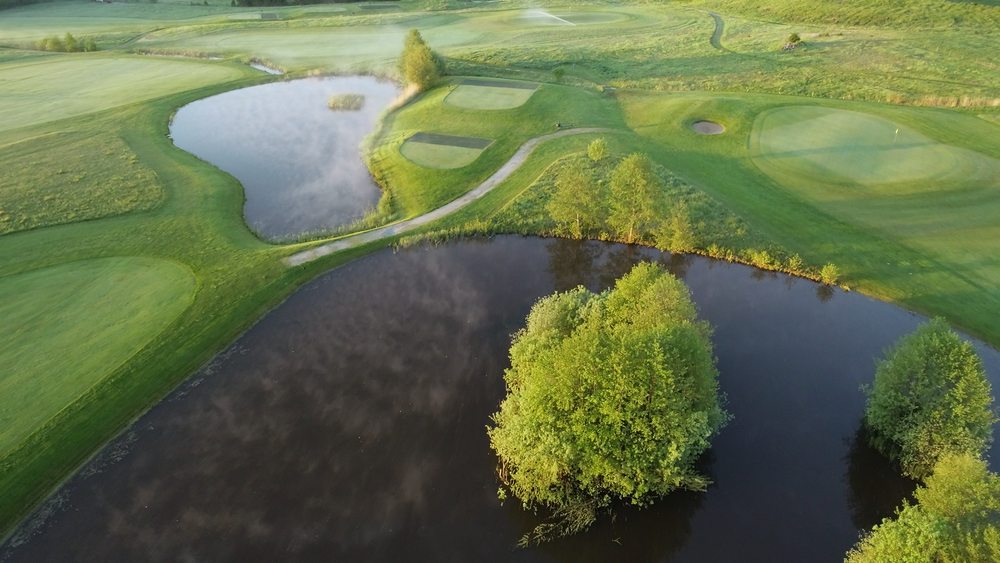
4, 237, 999, 562
170, 76, 399, 241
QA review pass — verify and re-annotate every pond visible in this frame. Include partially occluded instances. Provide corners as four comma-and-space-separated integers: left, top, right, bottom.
169, 76, 399, 241
3, 237, 998, 561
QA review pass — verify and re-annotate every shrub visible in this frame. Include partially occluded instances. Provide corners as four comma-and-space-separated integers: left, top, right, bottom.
327, 93, 365, 111
489, 263, 729, 543
863, 318, 995, 479
846, 454, 1000, 562
587, 138, 607, 163
788, 32, 802, 44
820, 262, 839, 285
63, 32, 78, 53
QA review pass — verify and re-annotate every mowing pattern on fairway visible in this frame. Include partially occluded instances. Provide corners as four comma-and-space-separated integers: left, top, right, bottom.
750, 106, 999, 189
445, 79, 539, 110
0, 55, 245, 132
0, 257, 196, 454
401, 133, 492, 169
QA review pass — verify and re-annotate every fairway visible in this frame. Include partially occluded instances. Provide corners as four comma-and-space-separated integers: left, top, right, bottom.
0, 55, 245, 132
0, 257, 196, 454
749, 106, 1000, 190
400, 132, 492, 169
444, 79, 539, 110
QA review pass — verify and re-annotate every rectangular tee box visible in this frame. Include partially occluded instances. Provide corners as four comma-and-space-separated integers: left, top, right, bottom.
446, 79, 540, 110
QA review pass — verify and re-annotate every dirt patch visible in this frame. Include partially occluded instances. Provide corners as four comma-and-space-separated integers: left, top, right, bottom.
692, 120, 725, 135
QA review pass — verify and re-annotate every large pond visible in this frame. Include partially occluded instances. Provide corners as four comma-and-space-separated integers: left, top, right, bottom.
3, 237, 998, 561
170, 76, 399, 241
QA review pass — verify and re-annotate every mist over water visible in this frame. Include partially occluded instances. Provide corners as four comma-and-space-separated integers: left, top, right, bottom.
170, 76, 399, 241
3, 237, 998, 562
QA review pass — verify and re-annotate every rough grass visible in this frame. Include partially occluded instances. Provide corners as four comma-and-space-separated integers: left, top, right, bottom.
0, 257, 195, 453
0, 131, 163, 234
0, 54, 246, 132
400, 140, 485, 169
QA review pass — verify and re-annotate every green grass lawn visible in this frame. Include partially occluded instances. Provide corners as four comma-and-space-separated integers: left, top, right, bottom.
444, 82, 537, 110
617, 90, 1000, 344
368, 77, 627, 219
1, 0, 1000, 545
0, 54, 246, 132
400, 139, 487, 169
0, 257, 195, 452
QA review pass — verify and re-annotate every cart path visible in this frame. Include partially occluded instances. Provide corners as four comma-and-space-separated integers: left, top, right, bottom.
284, 127, 611, 267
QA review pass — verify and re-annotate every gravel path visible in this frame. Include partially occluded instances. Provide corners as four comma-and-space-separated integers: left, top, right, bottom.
284, 127, 610, 267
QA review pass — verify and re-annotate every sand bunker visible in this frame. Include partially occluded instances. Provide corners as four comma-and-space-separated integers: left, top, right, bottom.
692, 120, 725, 135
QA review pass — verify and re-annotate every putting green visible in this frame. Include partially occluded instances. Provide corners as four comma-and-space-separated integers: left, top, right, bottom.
444, 81, 538, 110
749, 106, 1000, 191
0, 257, 196, 453
400, 133, 492, 169
401, 141, 485, 169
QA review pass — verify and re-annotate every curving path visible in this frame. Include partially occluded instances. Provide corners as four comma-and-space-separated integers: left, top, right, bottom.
708, 12, 727, 52
284, 127, 611, 267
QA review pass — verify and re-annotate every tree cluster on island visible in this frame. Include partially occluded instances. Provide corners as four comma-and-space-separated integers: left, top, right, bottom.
489, 262, 729, 544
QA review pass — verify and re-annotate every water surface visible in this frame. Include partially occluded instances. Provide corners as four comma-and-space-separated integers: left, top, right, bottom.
170, 76, 398, 241
4, 237, 998, 562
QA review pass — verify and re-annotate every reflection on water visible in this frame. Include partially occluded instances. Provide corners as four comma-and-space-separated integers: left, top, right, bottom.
170, 76, 399, 241
3, 236, 998, 562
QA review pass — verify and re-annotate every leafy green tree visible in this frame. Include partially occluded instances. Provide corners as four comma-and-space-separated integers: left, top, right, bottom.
788, 32, 802, 44
587, 138, 607, 163
608, 153, 663, 243
398, 29, 441, 91
82, 38, 98, 52
489, 263, 729, 543
846, 454, 1000, 562
547, 166, 602, 238
656, 200, 697, 252
63, 32, 78, 53
864, 318, 995, 479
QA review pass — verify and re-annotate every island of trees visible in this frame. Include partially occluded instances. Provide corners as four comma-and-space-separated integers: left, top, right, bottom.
488, 263, 729, 543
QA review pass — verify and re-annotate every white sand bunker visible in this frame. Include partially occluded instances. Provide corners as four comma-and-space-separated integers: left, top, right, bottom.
692, 120, 725, 135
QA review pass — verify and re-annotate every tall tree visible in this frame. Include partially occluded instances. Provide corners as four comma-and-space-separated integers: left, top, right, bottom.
608, 153, 662, 244
399, 29, 440, 91
547, 166, 602, 238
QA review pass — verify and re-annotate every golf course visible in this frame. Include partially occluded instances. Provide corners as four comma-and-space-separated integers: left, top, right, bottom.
0, 0, 998, 559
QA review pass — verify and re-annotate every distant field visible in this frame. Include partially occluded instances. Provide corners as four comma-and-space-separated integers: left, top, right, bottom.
0, 257, 195, 453
0, 54, 246, 132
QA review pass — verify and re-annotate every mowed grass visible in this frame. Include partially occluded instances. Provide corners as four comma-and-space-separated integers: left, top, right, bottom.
0, 257, 195, 452
400, 140, 486, 169
618, 90, 1000, 343
0, 131, 162, 234
0, 54, 246, 132
445, 83, 537, 110
369, 78, 627, 219
750, 106, 1000, 189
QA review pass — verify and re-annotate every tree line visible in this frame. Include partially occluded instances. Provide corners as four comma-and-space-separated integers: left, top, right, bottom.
35, 33, 98, 53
